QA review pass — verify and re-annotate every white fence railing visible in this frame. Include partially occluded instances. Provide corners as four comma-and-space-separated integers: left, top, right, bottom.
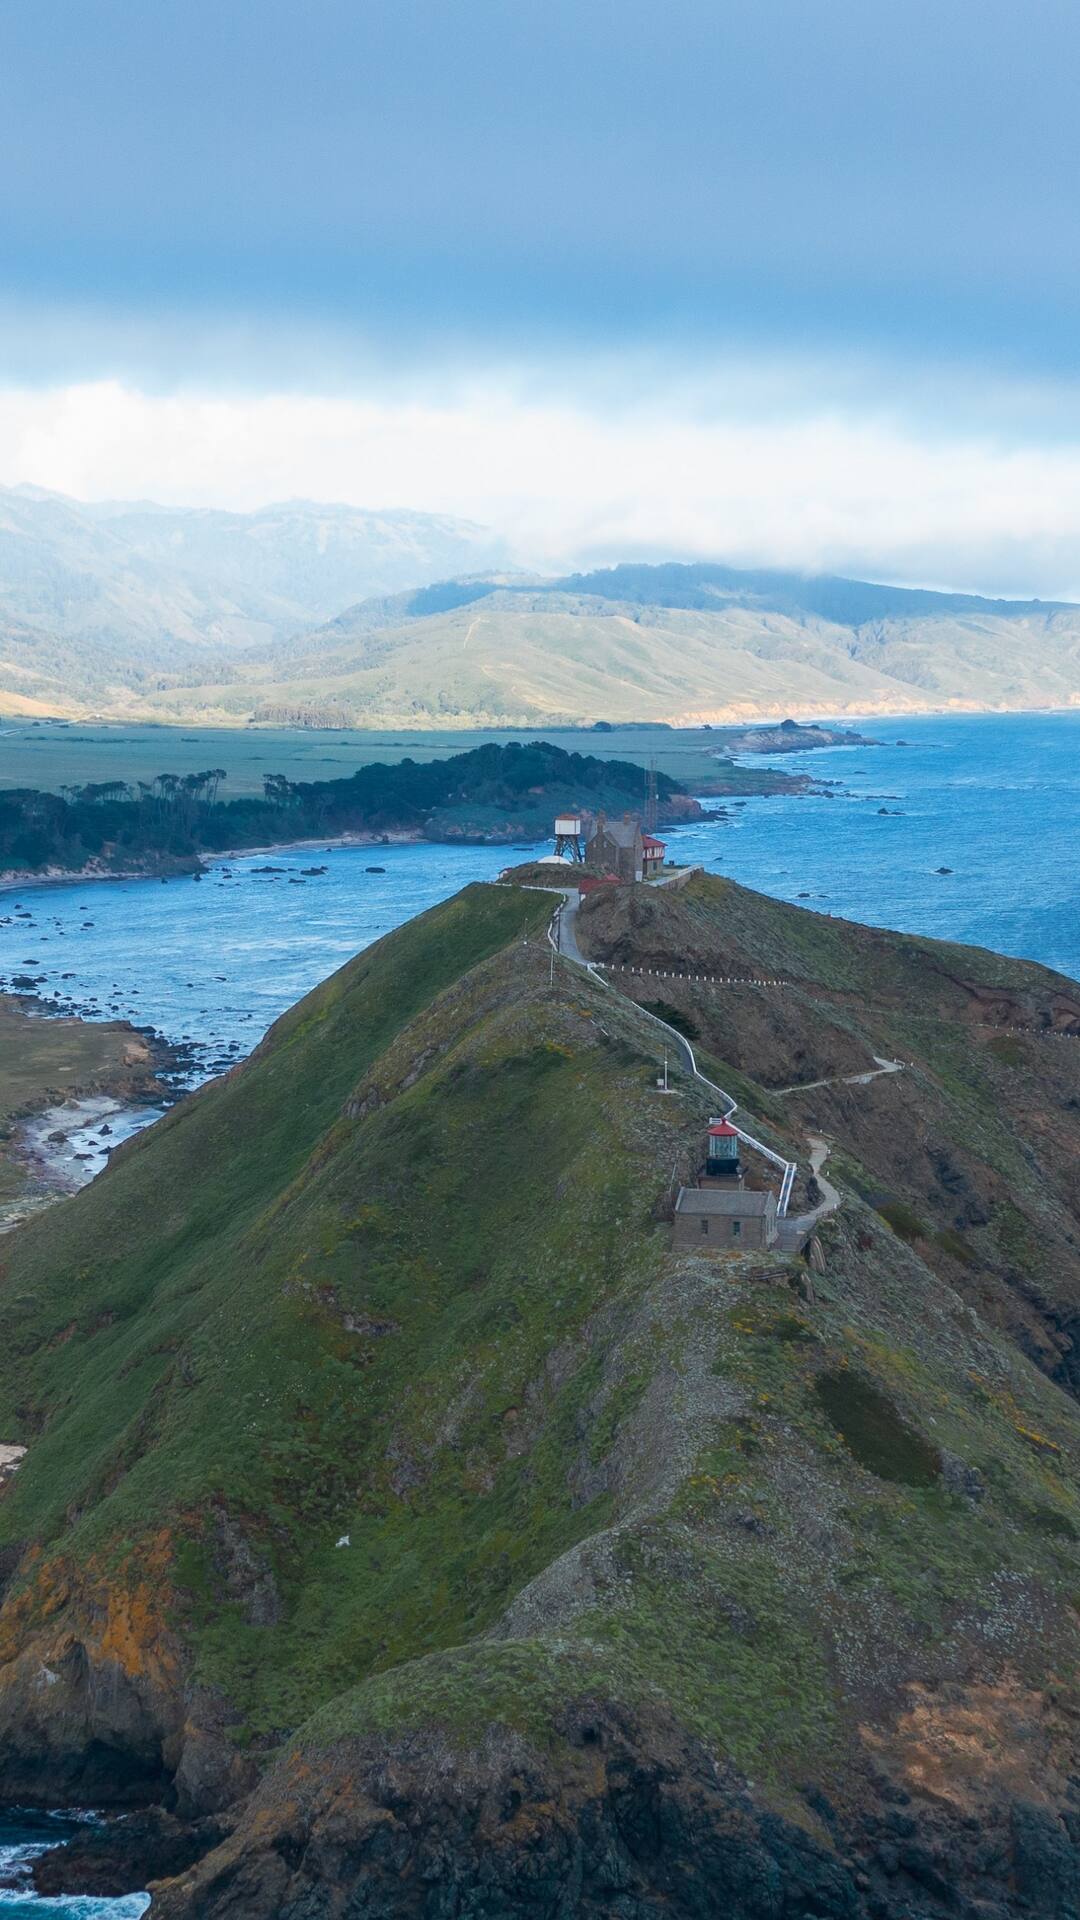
546, 900, 799, 1215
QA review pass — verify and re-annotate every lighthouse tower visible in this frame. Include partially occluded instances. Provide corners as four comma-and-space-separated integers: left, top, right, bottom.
703, 1117, 743, 1186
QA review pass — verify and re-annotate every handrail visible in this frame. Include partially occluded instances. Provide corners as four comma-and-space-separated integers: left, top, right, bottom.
545, 894, 799, 1214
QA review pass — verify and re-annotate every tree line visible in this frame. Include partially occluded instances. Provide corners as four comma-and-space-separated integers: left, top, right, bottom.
0, 741, 679, 873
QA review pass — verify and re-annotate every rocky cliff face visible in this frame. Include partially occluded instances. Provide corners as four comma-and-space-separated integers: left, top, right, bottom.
153, 1699, 1080, 1920
1, 879, 1079, 1917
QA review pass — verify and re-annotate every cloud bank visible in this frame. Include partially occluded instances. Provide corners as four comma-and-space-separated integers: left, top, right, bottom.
4, 370, 1080, 601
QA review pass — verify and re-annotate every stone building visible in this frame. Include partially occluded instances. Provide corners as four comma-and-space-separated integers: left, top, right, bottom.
585, 812, 665, 882
586, 812, 643, 881
672, 1187, 779, 1252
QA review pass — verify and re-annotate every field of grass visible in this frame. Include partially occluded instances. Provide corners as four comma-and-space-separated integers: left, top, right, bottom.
0, 719, 802, 800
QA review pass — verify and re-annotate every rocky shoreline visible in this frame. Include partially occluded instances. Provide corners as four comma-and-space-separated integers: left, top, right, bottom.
0, 832, 417, 893
0, 813, 711, 892
0, 992, 189, 1229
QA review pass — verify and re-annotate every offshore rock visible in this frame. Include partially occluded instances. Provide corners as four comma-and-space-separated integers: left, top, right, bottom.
31, 1809, 230, 1899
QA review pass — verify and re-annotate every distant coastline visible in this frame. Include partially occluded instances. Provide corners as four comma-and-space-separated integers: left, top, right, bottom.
0, 737, 797, 888
6, 696, 1080, 734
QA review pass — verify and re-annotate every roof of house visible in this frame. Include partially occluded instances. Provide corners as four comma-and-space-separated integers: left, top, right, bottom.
590, 817, 641, 849
675, 1187, 776, 1216
642, 834, 666, 851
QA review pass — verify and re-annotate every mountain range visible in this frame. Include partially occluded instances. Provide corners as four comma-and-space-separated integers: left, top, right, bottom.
0, 484, 506, 716
2, 486, 1080, 725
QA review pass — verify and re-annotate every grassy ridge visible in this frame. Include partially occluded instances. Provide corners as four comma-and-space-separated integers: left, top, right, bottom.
1, 871, 1080, 1840
0, 882, 676, 1733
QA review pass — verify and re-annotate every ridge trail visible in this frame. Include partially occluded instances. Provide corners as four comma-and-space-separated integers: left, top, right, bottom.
543, 886, 801, 1218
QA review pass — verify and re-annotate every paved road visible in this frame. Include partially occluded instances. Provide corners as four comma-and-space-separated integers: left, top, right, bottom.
550, 889, 587, 966
546, 887, 799, 1208
534, 884, 915, 1251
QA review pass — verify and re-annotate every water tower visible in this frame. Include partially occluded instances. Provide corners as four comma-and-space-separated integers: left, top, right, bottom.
553, 813, 585, 862
704, 1117, 743, 1185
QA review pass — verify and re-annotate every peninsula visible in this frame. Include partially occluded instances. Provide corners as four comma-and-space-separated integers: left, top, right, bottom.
0, 741, 704, 883
2, 873, 1079, 1916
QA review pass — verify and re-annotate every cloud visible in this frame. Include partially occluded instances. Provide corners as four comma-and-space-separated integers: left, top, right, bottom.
4, 368, 1080, 600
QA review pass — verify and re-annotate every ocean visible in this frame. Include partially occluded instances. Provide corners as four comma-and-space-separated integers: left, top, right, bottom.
0, 1811, 148, 1917
3, 715, 1077, 1100
675, 708, 1080, 978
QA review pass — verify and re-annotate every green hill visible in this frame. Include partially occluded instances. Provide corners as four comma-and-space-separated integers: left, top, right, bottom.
136, 576, 1080, 727
2, 877, 1080, 1916
7, 552, 1080, 726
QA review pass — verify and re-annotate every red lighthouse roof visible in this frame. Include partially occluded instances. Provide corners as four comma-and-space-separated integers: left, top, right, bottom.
708, 1119, 739, 1137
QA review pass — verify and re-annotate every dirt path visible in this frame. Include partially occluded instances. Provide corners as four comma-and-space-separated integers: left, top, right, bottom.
775, 1134, 842, 1246
771, 1054, 905, 1097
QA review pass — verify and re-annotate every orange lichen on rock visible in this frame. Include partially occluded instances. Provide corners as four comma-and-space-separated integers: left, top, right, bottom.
1, 1531, 178, 1679
863, 1674, 1071, 1816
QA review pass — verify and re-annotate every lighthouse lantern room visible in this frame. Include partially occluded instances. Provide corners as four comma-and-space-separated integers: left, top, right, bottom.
705, 1117, 742, 1183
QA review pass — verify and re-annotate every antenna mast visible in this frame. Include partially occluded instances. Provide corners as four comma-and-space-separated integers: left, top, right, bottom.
645, 758, 658, 835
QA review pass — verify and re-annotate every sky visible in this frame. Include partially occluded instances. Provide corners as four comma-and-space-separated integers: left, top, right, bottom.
3, 0, 1080, 591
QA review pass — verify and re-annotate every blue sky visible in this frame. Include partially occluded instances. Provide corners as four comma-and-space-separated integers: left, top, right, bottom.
3, 1, 1080, 590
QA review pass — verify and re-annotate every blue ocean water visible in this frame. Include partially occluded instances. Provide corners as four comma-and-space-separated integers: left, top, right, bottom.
678, 709, 1080, 979
0, 840, 517, 1085
1, 715, 1077, 1097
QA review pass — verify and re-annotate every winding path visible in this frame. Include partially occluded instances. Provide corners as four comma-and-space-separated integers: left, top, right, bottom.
538, 888, 910, 1243
776, 1135, 841, 1249
530, 883, 919, 1244
771, 1054, 904, 1097
548, 889, 799, 1215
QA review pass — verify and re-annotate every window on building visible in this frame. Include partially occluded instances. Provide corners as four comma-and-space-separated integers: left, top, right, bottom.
732, 1219, 742, 1238
700, 1216, 709, 1234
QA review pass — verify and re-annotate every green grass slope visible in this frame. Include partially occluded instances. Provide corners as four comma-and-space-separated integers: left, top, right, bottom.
578, 873, 1080, 1375
3, 876, 1080, 1918
0, 881, 689, 1796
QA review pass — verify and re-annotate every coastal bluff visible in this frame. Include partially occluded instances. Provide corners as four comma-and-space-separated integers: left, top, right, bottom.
0, 876, 1078, 1917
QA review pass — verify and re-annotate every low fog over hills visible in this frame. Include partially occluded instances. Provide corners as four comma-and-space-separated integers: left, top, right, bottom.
2, 495, 1080, 724
0, 485, 506, 714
